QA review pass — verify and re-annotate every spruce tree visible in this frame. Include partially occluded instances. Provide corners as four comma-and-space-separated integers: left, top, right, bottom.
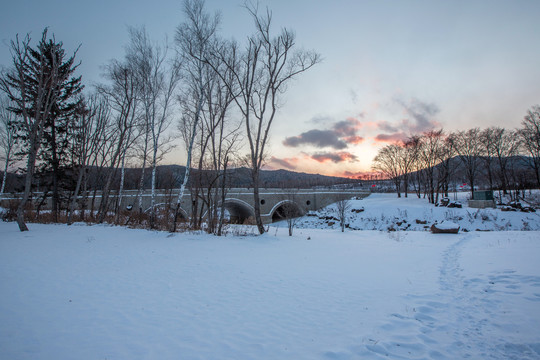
35, 39, 83, 222
0, 29, 83, 230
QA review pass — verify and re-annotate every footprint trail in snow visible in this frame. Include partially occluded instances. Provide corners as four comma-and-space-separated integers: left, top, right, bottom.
333, 234, 540, 360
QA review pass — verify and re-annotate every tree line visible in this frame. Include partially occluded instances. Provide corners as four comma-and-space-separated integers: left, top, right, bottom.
0, 0, 320, 233
372, 109, 540, 204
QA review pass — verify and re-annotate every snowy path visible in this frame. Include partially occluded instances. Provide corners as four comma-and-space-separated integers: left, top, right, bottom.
357, 233, 540, 359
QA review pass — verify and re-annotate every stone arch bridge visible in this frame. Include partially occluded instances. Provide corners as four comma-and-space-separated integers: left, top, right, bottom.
1, 188, 370, 224
130, 188, 370, 224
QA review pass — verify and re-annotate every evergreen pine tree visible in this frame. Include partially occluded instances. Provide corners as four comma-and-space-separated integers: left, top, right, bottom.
0, 29, 83, 230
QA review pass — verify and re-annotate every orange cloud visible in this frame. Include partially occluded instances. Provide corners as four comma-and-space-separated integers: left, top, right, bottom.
356, 120, 380, 129
373, 132, 408, 144
343, 135, 364, 144
336, 170, 378, 179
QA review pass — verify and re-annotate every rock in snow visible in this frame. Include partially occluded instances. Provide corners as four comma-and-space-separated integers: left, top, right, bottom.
431, 221, 460, 233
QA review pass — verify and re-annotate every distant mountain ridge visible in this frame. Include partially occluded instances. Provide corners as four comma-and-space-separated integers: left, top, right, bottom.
150, 165, 359, 189
0, 165, 360, 193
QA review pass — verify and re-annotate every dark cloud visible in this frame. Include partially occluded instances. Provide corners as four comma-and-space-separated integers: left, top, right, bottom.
332, 117, 362, 136
268, 156, 296, 170
283, 129, 348, 150
311, 151, 359, 163
283, 117, 366, 150
394, 97, 441, 133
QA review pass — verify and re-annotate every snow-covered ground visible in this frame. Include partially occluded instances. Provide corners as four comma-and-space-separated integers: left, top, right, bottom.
294, 192, 540, 231
1, 194, 540, 359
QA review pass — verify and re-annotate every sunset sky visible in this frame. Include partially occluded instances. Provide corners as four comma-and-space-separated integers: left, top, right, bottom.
2, 0, 540, 178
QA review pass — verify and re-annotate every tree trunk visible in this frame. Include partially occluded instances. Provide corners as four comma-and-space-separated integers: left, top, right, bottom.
251, 169, 265, 234
51, 123, 59, 223
172, 85, 204, 232
98, 167, 117, 223
403, 176, 408, 198
115, 137, 131, 224
67, 165, 85, 225
150, 157, 157, 228
217, 160, 228, 237
16, 140, 41, 231
172, 165, 190, 233
0, 158, 8, 195
136, 155, 148, 216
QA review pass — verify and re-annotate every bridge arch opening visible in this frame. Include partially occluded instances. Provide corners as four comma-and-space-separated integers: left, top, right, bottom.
271, 200, 304, 223
222, 199, 255, 224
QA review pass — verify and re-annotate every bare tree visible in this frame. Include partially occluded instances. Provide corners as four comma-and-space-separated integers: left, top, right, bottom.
454, 128, 483, 198
197, 68, 240, 234
0, 29, 82, 231
336, 197, 351, 233
0, 95, 19, 195
87, 100, 118, 218
96, 58, 140, 223
67, 93, 111, 224
436, 132, 458, 200
215, 135, 240, 236
127, 26, 181, 228
404, 135, 424, 198
372, 144, 403, 197
496, 129, 519, 195
172, 0, 220, 232
519, 105, 540, 187
400, 137, 421, 197
418, 130, 446, 203
481, 126, 519, 197
212, 4, 320, 234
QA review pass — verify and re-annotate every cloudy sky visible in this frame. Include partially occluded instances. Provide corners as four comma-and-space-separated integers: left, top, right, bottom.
2, 0, 539, 178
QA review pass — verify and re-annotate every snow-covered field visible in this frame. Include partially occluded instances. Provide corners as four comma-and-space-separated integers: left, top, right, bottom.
295, 193, 540, 231
1, 194, 540, 359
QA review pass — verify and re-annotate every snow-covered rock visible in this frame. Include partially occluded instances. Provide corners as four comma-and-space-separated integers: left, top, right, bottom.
431, 221, 460, 233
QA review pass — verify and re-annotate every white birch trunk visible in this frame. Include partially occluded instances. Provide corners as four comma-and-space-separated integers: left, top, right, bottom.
0, 158, 8, 195
150, 145, 158, 226
137, 160, 147, 213
175, 87, 204, 210
171, 93, 203, 232
137, 134, 149, 214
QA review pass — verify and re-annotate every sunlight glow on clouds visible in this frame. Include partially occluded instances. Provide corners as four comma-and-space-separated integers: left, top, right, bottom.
273, 95, 443, 175
368, 97, 441, 144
